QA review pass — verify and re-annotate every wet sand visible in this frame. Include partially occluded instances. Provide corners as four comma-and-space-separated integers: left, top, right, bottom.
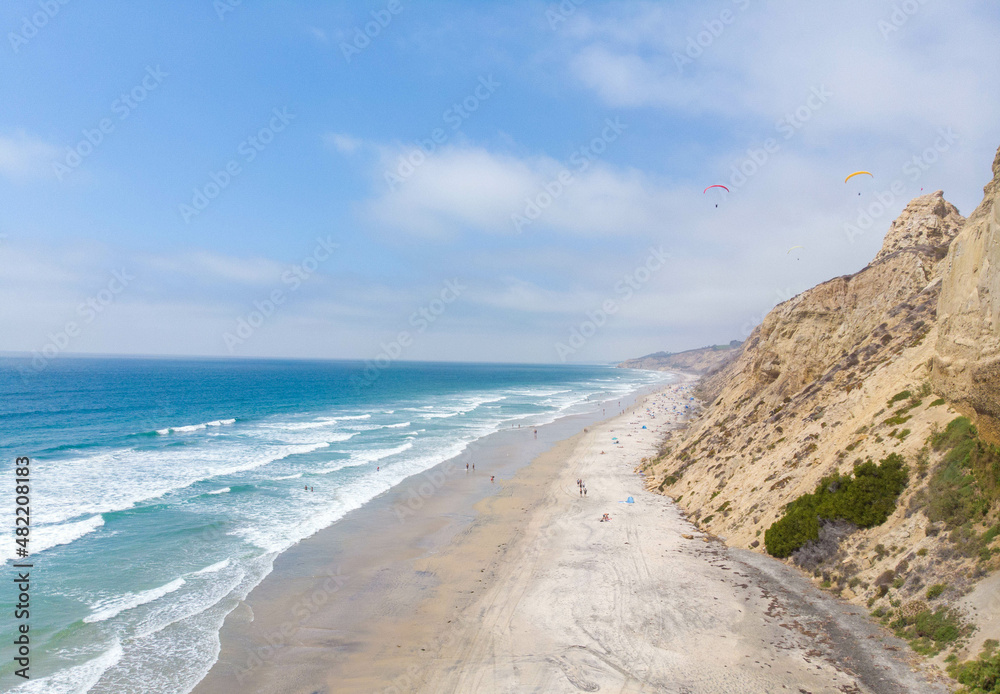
192, 386, 656, 694
195, 378, 945, 693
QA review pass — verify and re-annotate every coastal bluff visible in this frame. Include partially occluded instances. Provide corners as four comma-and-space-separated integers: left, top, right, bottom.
631, 144, 1000, 674
617, 341, 741, 376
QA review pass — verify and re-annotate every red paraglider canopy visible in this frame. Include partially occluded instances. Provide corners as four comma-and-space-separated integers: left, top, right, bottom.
703, 184, 730, 194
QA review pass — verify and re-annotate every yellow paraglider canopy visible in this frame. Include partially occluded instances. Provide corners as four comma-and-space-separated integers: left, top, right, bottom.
844, 171, 873, 183
787, 245, 804, 254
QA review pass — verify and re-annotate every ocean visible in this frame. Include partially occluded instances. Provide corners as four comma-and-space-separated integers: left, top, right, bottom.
0, 357, 667, 693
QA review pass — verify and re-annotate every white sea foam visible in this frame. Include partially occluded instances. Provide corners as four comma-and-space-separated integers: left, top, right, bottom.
274, 472, 303, 480
38, 441, 331, 526
8, 641, 123, 694
84, 578, 186, 624
207, 487, 230, 495
157, 418, 235, 435
316, 440, 416, 475
192, 559, 230, 575
2, 514, 104, 564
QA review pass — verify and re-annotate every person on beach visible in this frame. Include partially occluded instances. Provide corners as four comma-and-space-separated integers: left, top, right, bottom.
584, 487, 587, 497
491, 475, 494, 483
466, 463, 469, 471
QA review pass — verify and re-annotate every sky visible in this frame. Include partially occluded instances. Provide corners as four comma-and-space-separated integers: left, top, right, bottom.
1, 0, 999, 366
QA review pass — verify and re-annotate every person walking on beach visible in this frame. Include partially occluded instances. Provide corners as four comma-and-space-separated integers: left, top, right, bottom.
466, 463, 469, 471
584, 487, 587, 497
491, 475, 494, 483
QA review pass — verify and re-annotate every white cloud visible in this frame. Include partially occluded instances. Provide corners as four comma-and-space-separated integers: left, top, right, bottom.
0, 132, 59, 180
561, 0, 1000, 147
323, 132, 364, 154
364, 143, 689, 239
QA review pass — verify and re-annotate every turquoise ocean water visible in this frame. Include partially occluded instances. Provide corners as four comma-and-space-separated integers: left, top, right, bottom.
0, 357, 666, 693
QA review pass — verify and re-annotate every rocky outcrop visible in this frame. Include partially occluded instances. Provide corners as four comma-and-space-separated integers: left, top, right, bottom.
933, 147, 1000, 443
698, 191, 963, 410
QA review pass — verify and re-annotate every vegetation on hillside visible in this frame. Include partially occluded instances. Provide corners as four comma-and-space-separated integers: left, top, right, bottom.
764, 454, 909, 558
949, 639, 1000, 693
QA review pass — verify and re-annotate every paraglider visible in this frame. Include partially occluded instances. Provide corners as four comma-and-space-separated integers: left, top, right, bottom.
704, 184, 729, 208
787, 245, 804, 254
844, 171, 873, 183
845, 171, 873, 195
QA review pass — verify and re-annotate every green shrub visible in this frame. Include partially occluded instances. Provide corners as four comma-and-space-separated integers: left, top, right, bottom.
892, 607, 968, 655
889, 390, 912, 407
930, 398, 946, 407
948, 639, 1000, 693
658, 474, 679, 490
764, 454, 909, 558
926, 583, 947, 600
926, 418, 1000, 528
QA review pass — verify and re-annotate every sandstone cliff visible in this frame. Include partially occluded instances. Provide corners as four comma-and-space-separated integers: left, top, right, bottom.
933, 146, 1000, 444
637, 145, 1000, 672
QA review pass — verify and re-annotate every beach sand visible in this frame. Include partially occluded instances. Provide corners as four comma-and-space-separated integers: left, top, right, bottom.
195, 377, 945, 693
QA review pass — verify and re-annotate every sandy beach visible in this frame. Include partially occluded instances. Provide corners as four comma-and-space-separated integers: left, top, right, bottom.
195, 377, 945, 693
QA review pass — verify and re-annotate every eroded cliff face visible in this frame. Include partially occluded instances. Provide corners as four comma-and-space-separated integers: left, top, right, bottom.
640, 150, 1000, 665
933, 147, 1000, 443
699, 191, 964, 409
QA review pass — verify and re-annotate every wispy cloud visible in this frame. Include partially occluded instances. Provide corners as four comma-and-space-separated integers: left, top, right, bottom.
0, 132, 59, 180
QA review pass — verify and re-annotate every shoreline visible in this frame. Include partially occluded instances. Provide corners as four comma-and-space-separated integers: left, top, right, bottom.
195, 373, 944, 693
191, 376, 668, 693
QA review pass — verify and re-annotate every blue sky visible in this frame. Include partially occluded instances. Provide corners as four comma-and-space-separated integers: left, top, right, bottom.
2, 0, 999, 364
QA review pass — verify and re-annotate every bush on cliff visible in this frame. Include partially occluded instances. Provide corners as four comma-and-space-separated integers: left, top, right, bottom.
949, 639, 1000, 693
765, 454, 909, 558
